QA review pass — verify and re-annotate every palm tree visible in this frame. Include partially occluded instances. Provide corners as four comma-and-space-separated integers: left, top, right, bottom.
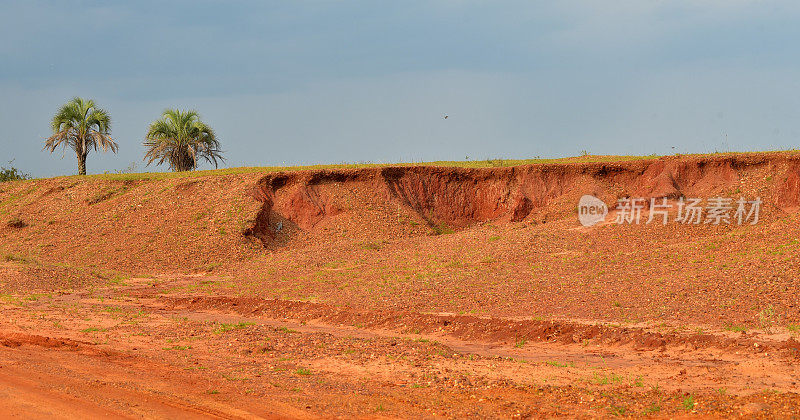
45, 97, 118, 175
143, 109, 223, 172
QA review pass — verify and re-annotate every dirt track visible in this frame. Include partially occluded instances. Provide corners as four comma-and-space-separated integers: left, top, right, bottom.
1, 153, 800, 417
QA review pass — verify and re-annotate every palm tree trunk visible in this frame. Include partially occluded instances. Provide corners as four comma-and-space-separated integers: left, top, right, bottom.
78, 152, 87, 175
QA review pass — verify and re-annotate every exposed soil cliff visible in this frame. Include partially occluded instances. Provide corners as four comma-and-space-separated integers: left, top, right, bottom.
245, 153, 800, 244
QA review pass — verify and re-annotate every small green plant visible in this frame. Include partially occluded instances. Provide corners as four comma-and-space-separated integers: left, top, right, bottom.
80, 327, 105, 333
214, 322, 254, 334
591, 372, 623, 385
758, 305, 780, 334
725, 324, 747, 333
277, 326, 299, 334
431, 222, 455, 235
163, 345, 192, 350
295, 368, 312, 376
682, 395, 695, 411
644, 403, 661, 414
608, 405, 626, 416
514, 338, 527, 348
545, 360, 574, 368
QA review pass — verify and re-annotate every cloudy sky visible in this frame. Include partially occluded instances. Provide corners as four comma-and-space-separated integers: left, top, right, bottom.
2, 0, 800, 177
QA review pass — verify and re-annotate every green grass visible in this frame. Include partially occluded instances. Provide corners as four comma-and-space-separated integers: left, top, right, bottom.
682, 395, 696, 411
724, 324, 748, 333
213, 322, 254, 334
544, 360, 575, 368
18, 150, 800, 183
431, 222, 455, 235
608, 405, 627, 416
67, 156, 656, 181
276, 326, 299, 334
592, 372, 624, 385
644, 403, 661, 414
80, 327, 106, 333
163, 345, 192, 350
295, 368, 312, 376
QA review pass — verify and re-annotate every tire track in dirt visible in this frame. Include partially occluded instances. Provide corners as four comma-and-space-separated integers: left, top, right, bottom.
163, 296, 800, 358
153, 295, 800, 395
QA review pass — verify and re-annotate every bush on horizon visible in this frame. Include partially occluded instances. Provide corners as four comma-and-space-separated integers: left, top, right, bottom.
0, 163, 30, 182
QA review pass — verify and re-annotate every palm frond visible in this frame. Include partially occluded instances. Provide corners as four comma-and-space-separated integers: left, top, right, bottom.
143, 109, 224, 172
44, 97, 117, 174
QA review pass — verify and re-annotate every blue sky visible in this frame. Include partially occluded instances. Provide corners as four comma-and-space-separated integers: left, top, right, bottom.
2, 0, 800, 176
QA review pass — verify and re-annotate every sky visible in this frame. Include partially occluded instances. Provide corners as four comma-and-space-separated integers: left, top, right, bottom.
1, 0, 800, 177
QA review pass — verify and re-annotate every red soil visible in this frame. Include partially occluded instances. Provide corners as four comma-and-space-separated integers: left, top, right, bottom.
1, 152, 800, 417
244, 153, 800, 243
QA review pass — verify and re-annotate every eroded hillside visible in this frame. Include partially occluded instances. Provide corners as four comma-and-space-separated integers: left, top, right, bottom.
1, 153, 799, 280
2, 153, 800, 417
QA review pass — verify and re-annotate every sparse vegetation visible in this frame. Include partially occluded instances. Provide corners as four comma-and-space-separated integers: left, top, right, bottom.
0, 163, 30, 182
682, 395, 695, 411
163, 345, 192, 351
214, 322, 254, 334
277, 326, 299, 334
608, 404, 626, 416
644, 403, 661, 414
757, 305, 780, 334
725, 324, 747, 333
431, 222, 455, 235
